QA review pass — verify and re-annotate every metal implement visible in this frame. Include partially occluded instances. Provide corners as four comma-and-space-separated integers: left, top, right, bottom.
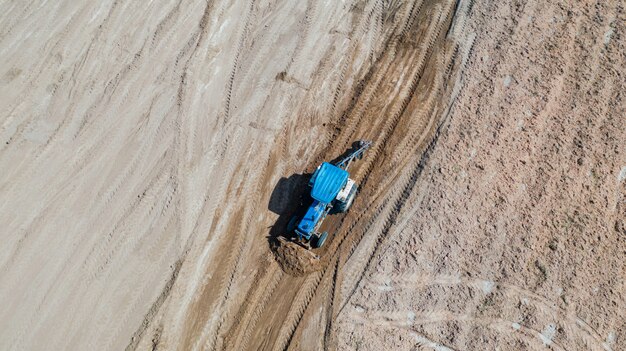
289, 140, 372, 249
335, 140, 372, 170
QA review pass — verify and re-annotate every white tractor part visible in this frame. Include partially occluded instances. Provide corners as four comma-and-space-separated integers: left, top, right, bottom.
335, 178, 357, 212
336, 178, 355, 202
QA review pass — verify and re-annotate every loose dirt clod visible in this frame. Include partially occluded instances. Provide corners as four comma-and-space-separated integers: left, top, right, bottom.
272, 239, 322, 277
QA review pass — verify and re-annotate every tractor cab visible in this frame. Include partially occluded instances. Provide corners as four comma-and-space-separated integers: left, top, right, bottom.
309, 162, 358, 213
310, 162, 349, 202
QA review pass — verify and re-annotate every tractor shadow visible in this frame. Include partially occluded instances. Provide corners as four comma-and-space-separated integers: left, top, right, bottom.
267, 173, 311, 247
267, 172, 328, 276
328, 141, 364, 165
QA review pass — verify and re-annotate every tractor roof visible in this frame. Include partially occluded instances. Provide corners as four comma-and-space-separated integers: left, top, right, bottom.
310, 162, 349, 203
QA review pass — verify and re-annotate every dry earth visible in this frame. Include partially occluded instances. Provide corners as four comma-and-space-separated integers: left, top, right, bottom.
0, 0, 623, 351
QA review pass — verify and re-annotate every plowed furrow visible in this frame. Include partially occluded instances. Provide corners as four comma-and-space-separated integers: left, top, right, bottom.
211, 1, 463, 350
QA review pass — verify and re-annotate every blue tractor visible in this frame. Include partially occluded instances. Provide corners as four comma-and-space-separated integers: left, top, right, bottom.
287, 140, 372, 249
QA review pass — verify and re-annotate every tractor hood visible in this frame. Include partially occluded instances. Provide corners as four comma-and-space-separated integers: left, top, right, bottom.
296, 200, 325, 239
309, 162, 349, 204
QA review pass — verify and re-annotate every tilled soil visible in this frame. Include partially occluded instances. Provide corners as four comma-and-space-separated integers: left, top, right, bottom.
0, 0, 623, 351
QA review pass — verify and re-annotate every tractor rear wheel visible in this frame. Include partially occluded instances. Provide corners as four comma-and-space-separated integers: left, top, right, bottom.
342, 191, 355, 211
337, 185, 357, 213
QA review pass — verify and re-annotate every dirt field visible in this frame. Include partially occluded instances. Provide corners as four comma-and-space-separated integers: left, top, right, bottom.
0, 0, 623, 350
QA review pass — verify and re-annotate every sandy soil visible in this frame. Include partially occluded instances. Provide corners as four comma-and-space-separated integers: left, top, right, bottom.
332, 1, 626, 350
0, 0, 623, 350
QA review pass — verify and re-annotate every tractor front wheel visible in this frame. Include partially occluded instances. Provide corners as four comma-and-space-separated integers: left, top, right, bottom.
287, 216, 299, 232
313, 232, 328, 249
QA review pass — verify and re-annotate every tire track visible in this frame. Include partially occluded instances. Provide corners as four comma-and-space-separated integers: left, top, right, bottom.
326, 0, 382, 119
329, 0, 441, 171
218, 115, 297, 351
193, 98, 301, 350
224, 262, 284, 351
1, 0, 202, 282
279, 1, 316, 86
350, 311, 569, 351
320, 259, 341, 350
357, 271, 610, 350
329, 0, 457, 299
196, 151, 272, 351
310, 1, 442, 250
169, 1, 266, 347
193, 1, 462, 350
272, 270, 326, 351
222, 0, 257, 128
265, 1, 460, 349
319, 5, 461, 347
11, 138, 179, 350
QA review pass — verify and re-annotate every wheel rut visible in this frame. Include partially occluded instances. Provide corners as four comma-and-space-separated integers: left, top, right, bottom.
213, 1, 465, 350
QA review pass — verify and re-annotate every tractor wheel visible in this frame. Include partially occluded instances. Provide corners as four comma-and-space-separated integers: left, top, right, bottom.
313, 232, 328, 249
287, 216, 298, 232
338, 185, 357, 213
343, 192, 355, 211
